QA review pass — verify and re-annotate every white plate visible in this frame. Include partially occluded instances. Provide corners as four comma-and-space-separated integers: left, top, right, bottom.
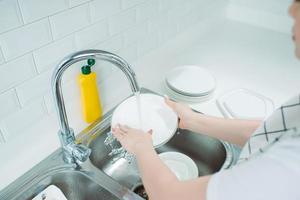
165, 65, 216, 97
111, 93, 178, 147
33, 185, 67, 200
165, 83, 214, 103
159, 152, 198, 181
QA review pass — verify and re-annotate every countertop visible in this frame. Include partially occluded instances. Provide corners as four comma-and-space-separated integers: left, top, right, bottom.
1, 18, 300, 191
134, 19, 300, 112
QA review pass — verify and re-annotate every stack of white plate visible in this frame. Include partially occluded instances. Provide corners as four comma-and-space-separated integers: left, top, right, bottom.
164, 65, 216, 103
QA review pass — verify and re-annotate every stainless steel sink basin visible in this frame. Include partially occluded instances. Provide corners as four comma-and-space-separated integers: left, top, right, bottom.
0, 149, 142, 200
88, 126, 232, 191
22, 170, 118, 200
0, 88, 233, 200
81, 88, 234, 197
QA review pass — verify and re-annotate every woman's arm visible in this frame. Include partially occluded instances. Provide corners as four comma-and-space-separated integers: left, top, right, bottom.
165, 98, 261, 147
136, 146, 210, 200
186, 113, 261, 147
112, 125, 210, 200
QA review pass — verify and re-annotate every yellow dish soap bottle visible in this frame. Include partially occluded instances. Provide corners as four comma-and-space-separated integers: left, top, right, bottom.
78, 59, 102, 123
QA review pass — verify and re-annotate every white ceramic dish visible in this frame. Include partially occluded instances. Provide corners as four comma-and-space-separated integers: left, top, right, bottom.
32, 185, 67, 200
111, 93, 178, 147
165, 65, 216, 97
159, 152, 198, 181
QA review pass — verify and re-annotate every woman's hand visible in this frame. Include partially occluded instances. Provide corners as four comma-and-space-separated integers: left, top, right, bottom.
112, 124, 154, 156
165, 96, 198, 130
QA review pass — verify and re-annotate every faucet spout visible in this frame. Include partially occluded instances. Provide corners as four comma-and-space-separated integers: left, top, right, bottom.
51, 49, 140, 164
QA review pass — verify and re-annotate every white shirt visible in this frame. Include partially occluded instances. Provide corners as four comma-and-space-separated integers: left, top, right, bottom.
207, 94, 300, 200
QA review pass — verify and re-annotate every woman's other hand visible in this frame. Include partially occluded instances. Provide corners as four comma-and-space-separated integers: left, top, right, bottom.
164, 96, 197, 130
112, 124, 154, 156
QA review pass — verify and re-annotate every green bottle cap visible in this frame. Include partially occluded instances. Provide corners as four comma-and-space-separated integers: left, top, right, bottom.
87, 59, 95, 66
81, 59, 96, 74
81, 65, 91, 75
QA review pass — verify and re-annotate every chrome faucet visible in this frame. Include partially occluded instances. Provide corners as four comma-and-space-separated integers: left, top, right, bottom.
52, 49, 140, 164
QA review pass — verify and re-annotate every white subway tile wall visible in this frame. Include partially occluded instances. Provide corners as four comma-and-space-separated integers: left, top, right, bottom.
123, 22, 149, 47
69, 0, 90, 7
0, 19, 52, 60
89, 0, 121, 23
92, 61, 114, 83
136, 1, 159, 23
0, 0, 228, 146
0, 54, 37, 93
75, 20, 109, 50
33, 35, 76, 73
229, 0, 290, 16
96, 34, 123, 53
15, 70, 52, 106
108, 9, 136, 35
0, 0, 23, 34
49, 4, 91, 39
0, 130, 4, 144
121, 0, 145, 9
18, 0, 69, 24
0, 99, 47, 141
0, 48, 4, 65
227, 0, 292, 34
118, 44, 138, 63
0, 90, 20, 121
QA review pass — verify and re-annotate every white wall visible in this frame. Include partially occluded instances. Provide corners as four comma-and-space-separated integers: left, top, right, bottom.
227, 0, 293, 34
0, 0, 230, 189
0, 0, 228, 145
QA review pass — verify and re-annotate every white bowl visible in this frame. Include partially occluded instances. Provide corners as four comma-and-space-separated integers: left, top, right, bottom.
111, 93, 178, 147
159, 152, 199, 181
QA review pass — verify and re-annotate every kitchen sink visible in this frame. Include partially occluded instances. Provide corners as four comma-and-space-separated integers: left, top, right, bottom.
22, 170, 118, 200
79, 88, 234, 198
0, 88, 233, 200
88, 126, 232, 191
0, 148, 142, 200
